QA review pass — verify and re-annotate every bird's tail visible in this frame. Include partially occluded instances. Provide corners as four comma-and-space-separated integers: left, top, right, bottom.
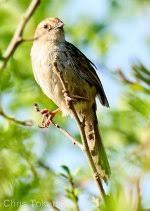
82, 105, 110, 182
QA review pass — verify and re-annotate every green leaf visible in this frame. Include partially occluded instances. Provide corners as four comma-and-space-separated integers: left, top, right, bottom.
59, 173, 68, 179
61, 165, 70, 175
0, 49, 3, 60
0, 70, 14, 92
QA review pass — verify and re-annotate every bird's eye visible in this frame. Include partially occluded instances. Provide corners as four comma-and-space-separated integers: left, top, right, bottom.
43, 24, 48, 29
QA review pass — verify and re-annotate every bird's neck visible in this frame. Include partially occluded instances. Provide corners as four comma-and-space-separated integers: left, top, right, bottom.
48, 38, 65, 46
48, 29, 65, 45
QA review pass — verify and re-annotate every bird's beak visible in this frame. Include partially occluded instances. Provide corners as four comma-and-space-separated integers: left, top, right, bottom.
55, 21, 64, 29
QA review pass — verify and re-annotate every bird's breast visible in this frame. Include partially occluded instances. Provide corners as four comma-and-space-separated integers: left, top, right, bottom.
31, 43, 62, 102
30, 42, 97, 116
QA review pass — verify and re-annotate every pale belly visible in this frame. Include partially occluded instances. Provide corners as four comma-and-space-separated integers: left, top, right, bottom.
32, 59, 66, 111
31, 45, 96, 116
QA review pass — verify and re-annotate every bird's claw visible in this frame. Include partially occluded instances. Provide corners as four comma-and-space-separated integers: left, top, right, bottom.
34, 103, 59, 128
65, 95, 77, 103
39, 109, 54, 128
62, 90, 88, 106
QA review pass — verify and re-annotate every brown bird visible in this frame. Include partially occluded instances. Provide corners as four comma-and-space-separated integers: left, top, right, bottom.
31, 17, 110, 180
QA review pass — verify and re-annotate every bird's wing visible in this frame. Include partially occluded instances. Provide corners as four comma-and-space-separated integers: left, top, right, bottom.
65, 42, 109, 107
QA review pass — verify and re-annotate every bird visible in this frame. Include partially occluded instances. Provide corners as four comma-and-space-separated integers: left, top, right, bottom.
30, 17, 110, 181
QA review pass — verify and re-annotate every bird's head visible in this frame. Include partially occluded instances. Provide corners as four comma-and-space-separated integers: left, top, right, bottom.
34, 17, 65, 43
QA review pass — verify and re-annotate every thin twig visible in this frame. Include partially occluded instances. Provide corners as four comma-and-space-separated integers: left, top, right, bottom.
0, 103, 83, 152
34, 103, 83, 150
135, 177, 142, 211
0, 109, 33, 126
52, 121, 84, 150
53, 62, 106, 202
26, 158, 39, 179
61, 165, 80, 211
68, 172, 80, 211
0, 0, 41, 71
117, 69, 134, 84
48, 199, 61, 211
38, 160, 55, 174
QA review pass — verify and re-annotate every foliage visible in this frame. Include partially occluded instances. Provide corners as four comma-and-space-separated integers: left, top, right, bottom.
100, 64, 150, 210
60, 165, 80, 211
0, 0, 149, 210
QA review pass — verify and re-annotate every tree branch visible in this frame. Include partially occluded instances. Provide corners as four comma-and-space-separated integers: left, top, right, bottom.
52, 62, 106, 202
0, 103, 84, 153
68, 171, 80, 211
0, 0, 41, 71
37, 160, 55, 174
34, 103, 83, 151
117, 69, 134, 84
0, 108, 33, 126
48, 199, 61, 211
61, 165, 80, 211
52, 121, 84, 150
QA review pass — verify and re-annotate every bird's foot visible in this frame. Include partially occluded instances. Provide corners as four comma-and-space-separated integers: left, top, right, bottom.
62, 90, 76, 108
34, 103, 60, 128
62, 90, 88, 108
71, 95, 89, 101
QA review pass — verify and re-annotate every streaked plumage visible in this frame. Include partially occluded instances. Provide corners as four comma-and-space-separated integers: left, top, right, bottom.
31, 17, 110, 180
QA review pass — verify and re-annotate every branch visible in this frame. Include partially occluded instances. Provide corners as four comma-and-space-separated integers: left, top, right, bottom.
52, 121, 84, 150
0, 103, 83, 153
117, 69, 134, 84
61, 165, 80, 211
48, 199, 61, 211
38, 160, 55, 174
117, 68, 150, 94
68, 172, 80, 211
0, 108, 33, 126
34, 103, 83, 150
135, 177, 142, 211
0, 0, 41, 71
53, 62, 106, 202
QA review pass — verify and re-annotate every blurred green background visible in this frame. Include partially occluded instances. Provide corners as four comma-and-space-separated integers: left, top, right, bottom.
0, 0, 150, 210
